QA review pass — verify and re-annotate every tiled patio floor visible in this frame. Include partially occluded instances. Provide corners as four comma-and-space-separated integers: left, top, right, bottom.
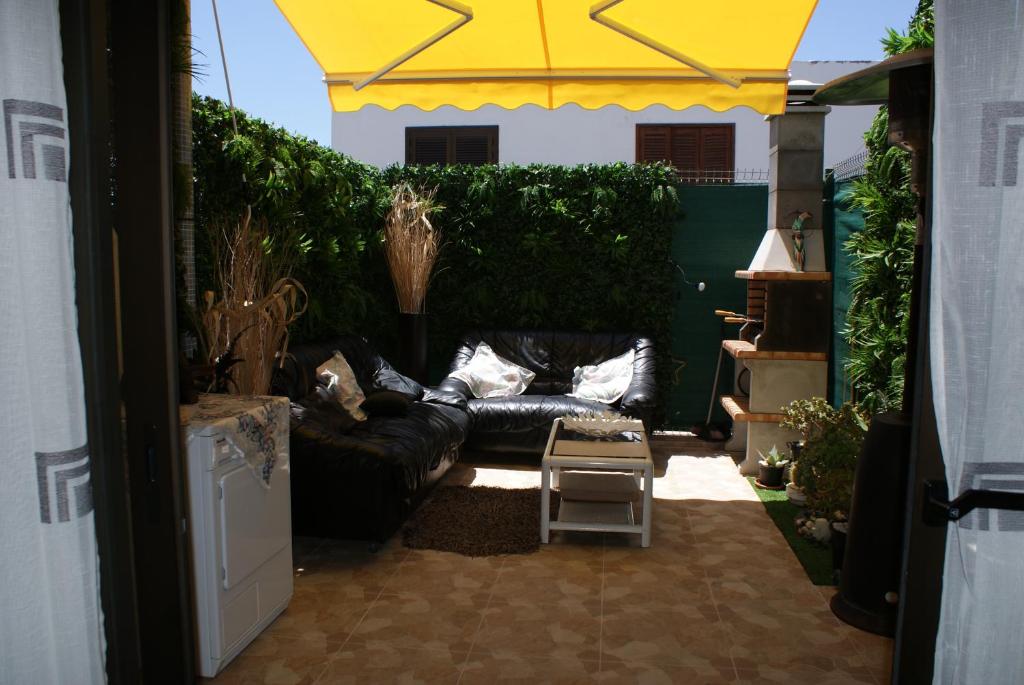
205, 436, 892, 684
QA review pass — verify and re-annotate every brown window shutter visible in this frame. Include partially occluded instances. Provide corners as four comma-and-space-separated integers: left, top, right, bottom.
407, 133, 448, 165
669, 128, 700, 174
406, 126, 498, 165
699, 126, 734, 174
636, 126, 670, 163
454, 131, 495, 164
636, 124, 735, 182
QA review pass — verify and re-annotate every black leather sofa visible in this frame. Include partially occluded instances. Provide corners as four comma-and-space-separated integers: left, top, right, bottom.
271, 335, 470, 542
438, 330, 656, 456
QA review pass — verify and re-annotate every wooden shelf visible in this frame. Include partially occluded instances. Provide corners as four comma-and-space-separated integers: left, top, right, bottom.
720, 395, 785, 423
723, 340, 827, 362
734, 270, 832, 281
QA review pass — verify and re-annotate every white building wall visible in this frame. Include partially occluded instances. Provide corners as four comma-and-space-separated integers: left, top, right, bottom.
332, 62, 879, 171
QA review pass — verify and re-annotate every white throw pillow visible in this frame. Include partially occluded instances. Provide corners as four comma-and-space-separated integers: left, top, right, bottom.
568, 349, 636, 404
448, 342, 537, 399
316, 351, 367, 421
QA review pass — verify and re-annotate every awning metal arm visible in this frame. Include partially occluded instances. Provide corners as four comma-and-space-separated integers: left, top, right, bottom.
354, 0, 474, 91
589, 0, 742, 89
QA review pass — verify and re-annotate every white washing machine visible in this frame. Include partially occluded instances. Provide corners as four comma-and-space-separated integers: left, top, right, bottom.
182, 394, 294, 677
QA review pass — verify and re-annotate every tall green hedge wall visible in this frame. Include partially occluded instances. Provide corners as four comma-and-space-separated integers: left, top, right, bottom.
192, 96, 679, 413
842, 0, 934, 413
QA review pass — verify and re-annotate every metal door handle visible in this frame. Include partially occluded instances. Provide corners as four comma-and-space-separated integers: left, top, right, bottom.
923, 480, 1024, 526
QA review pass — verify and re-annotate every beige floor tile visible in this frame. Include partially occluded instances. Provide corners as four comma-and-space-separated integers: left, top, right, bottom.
317, 643, 465, 684
595, 658, 736, 684
382, 550, 503, 605
734, 663, 878, 684
346, 594, 484, 653
721, 601, 874, 675
203, 633, 337, 684
459, 654, 601, 684
294, 542, 403, 603
214, 437, 894, 683
266, 584, 373, 644
472, 601, 602, 662
490, 554, 603, 608
601, 569, 712, 615
600, 607, 734, 670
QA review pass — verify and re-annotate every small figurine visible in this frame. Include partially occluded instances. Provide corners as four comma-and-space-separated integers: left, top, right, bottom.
791, 211, 812, 271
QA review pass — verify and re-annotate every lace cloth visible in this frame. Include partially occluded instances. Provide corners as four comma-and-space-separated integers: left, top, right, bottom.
181, 393, 289, 488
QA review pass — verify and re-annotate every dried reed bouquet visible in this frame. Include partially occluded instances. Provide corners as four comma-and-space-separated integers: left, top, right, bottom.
202, 209, 307, 395
383, 183, 441, 314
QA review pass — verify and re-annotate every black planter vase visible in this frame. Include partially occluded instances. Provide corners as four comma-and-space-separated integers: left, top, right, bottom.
831, 522, 848, 584
757, 464, 785, 489
399, 312, 429, 385
830, 411, 911, 637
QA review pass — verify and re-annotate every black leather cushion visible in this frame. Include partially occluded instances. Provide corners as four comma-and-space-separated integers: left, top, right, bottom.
369, 366, 424, 398
421, 387, 469, 410
467, 395, 610, 434
288, 398, 470, 541
462, 394, 610, 455
272, 335, 424, 402
361, 390, 413, 417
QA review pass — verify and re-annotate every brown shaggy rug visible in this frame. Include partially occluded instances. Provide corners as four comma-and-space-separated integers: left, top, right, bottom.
402, 486, 560, 557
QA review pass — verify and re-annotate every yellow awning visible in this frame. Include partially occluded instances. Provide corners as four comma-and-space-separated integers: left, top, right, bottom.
274, 0, 818, 115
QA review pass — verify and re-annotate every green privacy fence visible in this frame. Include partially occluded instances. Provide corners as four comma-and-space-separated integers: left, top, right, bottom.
665, 176, 866, 428
667, 184, 767, 428
825, 171, 865, 407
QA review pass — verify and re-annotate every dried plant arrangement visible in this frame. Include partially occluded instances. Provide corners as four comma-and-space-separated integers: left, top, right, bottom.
383, 183, 442, 314
202, 209, 307, 395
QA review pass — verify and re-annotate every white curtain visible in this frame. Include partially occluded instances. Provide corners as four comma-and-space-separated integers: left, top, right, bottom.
932, 1, 1024, 683
0, 1, 106, 683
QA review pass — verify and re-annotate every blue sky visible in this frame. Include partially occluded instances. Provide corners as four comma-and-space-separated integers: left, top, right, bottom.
191, 0, 920, 146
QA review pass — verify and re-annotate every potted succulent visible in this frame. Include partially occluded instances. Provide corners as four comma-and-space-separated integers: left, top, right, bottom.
786, 461, 808, 505
756, 445, 789, 489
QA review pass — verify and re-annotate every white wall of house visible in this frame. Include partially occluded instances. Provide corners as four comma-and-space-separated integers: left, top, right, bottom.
331, 62, 879, 171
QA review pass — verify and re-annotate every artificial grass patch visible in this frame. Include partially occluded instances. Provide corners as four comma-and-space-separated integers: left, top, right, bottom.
746, 477, 835, 586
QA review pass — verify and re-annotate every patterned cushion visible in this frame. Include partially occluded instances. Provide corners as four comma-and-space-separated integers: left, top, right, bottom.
447, 342, 536, 399
316, 351, 367, 421
567, 349, 635, 404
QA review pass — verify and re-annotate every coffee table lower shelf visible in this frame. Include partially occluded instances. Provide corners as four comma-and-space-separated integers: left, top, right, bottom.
550, 499, 638, 534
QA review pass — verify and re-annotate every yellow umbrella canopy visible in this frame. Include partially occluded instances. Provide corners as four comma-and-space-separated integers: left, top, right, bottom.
275, 0, 818, 114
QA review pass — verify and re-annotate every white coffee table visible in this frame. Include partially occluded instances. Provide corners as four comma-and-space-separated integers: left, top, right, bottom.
540, 417, 653, 547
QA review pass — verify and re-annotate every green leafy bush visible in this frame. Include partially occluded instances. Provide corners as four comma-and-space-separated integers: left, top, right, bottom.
192, 95, 384, 344
382, 163, 679, 395
782, 398, 868, 518
191, 97, 680, 415
842, 0, 933, 413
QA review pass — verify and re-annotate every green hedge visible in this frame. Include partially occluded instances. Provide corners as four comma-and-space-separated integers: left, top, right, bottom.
192, 96, 387, 344
191, 96, 679, 417
842, 0, 933, 413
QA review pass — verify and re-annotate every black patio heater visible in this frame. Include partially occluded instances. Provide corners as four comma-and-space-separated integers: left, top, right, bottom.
813, 48, 933, 636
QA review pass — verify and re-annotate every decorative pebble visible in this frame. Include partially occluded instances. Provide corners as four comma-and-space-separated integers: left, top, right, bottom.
811, 518, 831, 542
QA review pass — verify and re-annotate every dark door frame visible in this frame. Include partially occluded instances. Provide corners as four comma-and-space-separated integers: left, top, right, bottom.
60, 0, 143, 680
109, 0, 196, 678
63, 0, 197, 679
892, 72, 944, 683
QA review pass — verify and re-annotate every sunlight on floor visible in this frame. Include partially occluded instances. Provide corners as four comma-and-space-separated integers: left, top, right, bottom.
204, 435, 893, 684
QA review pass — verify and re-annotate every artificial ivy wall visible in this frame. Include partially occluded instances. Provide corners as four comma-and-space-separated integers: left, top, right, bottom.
191, 96, 679, 412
